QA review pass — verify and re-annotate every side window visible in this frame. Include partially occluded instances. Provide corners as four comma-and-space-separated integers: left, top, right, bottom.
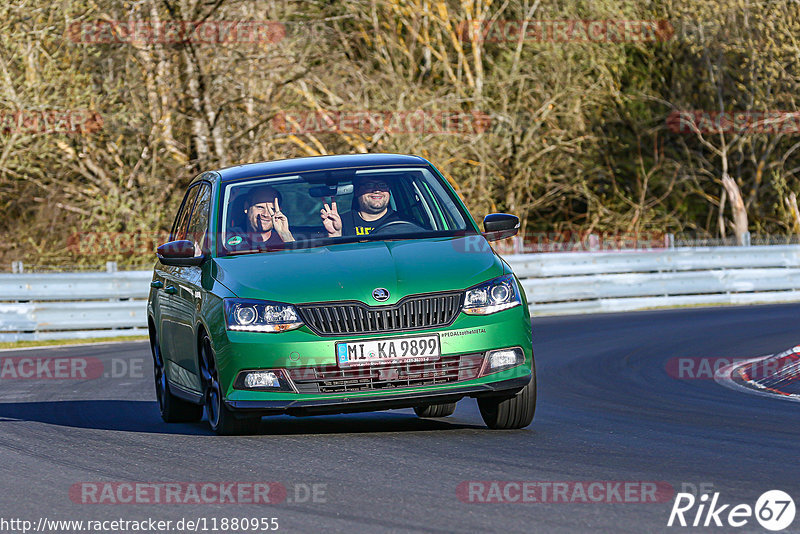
425, 174, 466, 231
171, 185, 200, 241
186, 183, 212, 256
412, 179, 441, 230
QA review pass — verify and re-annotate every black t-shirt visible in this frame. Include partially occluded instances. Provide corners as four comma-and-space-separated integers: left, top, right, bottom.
340, 209, 401, 236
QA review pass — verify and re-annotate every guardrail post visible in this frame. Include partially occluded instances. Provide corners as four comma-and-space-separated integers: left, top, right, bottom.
588, 234, 600, 252
666, 234, 675, 249
106, 261, 118, 273
11, 261, 23, 273
742, 231, 751, 247
513, 236, 523, 254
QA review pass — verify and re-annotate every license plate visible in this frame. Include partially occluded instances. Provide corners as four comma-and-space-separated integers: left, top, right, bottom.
336, 334, 441, 367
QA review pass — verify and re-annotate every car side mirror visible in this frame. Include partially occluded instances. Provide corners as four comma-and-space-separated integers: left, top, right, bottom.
482, 213, 520, 242
157, 240, 206, 266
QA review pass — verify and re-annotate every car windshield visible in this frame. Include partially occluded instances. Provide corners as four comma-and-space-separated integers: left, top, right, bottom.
218, 165, 474, 256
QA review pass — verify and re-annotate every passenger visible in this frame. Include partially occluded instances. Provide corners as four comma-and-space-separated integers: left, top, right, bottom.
320, 176, 401, 237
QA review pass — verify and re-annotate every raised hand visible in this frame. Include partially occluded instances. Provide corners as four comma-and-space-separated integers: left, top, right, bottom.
268, 198, 294, 242
320, 200, 342, 237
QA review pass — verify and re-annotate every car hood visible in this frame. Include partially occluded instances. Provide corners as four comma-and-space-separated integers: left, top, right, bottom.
212, 236, 505, 305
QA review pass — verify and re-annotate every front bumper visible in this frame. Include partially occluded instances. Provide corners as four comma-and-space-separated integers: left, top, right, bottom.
216, 304, 533, 398
224, 374, 531, 416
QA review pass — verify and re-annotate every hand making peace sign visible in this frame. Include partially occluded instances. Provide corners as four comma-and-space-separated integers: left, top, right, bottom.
266, 198, 294, 243
320, 200, 342, 237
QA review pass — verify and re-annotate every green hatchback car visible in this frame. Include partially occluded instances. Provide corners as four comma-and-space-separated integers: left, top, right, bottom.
148, 154, 535, 434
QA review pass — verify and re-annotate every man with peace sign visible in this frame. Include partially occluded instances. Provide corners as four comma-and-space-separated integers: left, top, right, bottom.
320, 176, 401, 237
230, 186, 295, 249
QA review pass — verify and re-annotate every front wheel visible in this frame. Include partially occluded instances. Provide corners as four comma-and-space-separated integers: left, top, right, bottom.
150, 328, 203, 423
199, 334, 261, 435
414, 402, 457, 418
478, 370, 536, 430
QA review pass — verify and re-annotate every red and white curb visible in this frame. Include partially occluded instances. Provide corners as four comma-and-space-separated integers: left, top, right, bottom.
714, 350, 800, 403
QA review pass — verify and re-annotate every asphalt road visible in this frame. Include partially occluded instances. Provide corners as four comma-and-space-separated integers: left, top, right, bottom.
1, 304, 799, 533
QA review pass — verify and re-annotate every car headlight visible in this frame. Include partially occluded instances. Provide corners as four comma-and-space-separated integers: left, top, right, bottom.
224, 298, 304, 333
463, 274, 521, 315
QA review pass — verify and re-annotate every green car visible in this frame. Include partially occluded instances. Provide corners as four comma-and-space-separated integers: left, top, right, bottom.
148, 154, 535, 434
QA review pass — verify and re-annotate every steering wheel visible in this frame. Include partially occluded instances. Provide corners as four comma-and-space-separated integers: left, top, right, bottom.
370, 220, 424, 236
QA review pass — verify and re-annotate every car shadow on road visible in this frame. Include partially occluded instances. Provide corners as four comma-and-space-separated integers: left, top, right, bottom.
0, 400, 486, 435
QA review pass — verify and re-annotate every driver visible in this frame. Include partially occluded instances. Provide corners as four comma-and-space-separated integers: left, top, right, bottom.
228, 186, 294, 248
320, 176, 401, 237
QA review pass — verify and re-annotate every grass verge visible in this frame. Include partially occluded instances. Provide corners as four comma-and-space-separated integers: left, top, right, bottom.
0, 335, 149, 350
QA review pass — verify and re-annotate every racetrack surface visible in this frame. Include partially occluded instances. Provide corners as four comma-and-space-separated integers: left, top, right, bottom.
1, 304, 799, 533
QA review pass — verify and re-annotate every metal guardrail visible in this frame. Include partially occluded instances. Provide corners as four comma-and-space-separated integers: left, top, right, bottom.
2, 245, 799, 340
0, 271, 152, 301
0, 271, 151, 342
506, 245, 800, 316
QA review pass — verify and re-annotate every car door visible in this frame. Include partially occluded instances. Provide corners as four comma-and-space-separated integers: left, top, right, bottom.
165, 182, 212, 392
157, 184, 200, 389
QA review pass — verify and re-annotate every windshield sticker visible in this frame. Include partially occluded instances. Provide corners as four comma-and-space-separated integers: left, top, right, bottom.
227, 236, 242, 246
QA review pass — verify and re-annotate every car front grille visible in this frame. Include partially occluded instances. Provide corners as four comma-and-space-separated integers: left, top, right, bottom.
297, 291, 463, 335
286, 353, 484, 394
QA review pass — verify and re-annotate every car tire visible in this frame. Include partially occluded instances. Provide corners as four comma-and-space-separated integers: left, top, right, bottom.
199, 334, 261, 436
414, 402, 457, 418
477, 370, 536, 430
150, 328, 203, 423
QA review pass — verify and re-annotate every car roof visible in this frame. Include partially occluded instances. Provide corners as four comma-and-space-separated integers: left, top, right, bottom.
211, 153, 430, 183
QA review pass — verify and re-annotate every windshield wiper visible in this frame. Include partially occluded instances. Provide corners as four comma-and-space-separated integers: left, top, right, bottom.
221, 230, 476, 256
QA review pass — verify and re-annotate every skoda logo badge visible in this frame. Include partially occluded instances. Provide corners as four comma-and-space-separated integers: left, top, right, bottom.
372, 288, 390, 302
